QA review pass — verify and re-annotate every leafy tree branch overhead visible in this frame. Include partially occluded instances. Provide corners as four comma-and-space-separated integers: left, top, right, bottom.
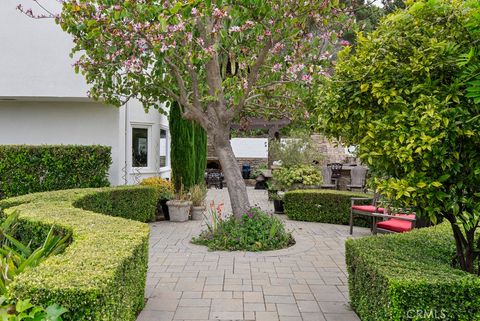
18, 0, 355, 217
317, 0, 480, 274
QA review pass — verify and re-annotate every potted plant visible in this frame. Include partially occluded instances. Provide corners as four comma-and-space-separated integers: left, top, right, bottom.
190, 183, 207, 220
166, 185, 192, 222
140, 177, 175, 220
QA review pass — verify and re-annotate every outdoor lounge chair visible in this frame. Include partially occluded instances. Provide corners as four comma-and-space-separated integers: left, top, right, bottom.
347, 166, 368, 192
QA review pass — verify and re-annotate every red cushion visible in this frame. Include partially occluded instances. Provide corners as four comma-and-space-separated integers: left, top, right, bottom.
351, 205, 384, 213
394, 213, 416, 220
376, 218, 413, 233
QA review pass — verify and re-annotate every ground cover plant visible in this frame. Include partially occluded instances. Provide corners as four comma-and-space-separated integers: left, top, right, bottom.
192, 205, 294, 251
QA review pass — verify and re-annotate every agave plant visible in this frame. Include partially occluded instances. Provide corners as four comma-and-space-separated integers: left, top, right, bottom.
0, 211, 71, 295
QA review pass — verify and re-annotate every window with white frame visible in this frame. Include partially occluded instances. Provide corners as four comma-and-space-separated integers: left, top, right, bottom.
159, 128, 168, 168
132, 127, 149, 168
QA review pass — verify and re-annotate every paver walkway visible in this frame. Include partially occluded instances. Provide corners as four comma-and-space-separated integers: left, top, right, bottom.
137, 188, 369, 321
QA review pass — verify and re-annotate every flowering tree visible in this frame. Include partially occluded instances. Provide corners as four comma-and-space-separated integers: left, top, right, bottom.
19, 0, 353, 218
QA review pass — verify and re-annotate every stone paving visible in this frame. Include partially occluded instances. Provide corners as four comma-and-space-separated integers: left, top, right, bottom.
137, 187, 370, 321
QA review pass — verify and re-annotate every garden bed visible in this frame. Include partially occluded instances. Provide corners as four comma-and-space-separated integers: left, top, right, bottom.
346, 223, 480, 320
0, 186, 161, 321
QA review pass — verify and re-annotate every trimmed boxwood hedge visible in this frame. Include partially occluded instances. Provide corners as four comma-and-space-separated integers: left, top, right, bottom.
0, 145, 111, 198
0, 186, 161, 321
346, 223, 480, 321
284, 189, 371, 226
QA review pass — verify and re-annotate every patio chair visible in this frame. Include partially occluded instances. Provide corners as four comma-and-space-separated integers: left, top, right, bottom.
321, 166, 336, 189
350, 194, 383, 234
347, 166, 368, 192
329, 163, 343, 189
205, 169, 223, 189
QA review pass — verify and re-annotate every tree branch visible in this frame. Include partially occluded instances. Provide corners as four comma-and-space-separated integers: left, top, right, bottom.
232, 38, 274, 117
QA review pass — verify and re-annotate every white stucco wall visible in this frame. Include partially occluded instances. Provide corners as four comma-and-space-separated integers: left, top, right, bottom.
0, 0, 89, 99
0, 101, 121, 184
0, 1, 171, 185
231, 138, 268, 158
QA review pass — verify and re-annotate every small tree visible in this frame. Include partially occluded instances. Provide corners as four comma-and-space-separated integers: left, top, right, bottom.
18, 0, 355, 217
318, 0, 480, 273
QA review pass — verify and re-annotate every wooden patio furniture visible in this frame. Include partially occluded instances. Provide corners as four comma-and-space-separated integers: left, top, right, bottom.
350, 194, 416, 234
347, 166, 368, 192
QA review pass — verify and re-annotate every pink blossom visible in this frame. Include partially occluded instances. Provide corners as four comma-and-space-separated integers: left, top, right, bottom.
229, 26, 241, 33
272, 63, 282, 72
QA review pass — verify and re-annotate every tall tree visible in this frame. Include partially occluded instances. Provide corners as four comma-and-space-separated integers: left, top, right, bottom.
21, 0, 353, 217
317, 0, 480, 273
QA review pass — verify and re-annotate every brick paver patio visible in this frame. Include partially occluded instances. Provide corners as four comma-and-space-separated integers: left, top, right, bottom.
137, 187, 369, 321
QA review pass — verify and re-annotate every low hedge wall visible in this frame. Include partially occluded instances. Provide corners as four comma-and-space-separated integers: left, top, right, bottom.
74, 186, 161, 222
0, 186, 160, 321
346, 223, 480, 320
0, 145, 111, 198
284, 189, 371, 226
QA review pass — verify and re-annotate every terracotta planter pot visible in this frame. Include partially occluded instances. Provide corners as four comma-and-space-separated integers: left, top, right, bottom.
166, 200, 192, 222
191, 206, 206, 221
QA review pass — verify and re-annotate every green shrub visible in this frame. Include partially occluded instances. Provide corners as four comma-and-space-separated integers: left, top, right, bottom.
346, 223, 480, 320
272, 165, 322, 190
192, 207, 294, 251
284, 189, 371, 226
73, 186, 161, 222
139, 177, 175, 200
0, 186, 153, 321
0, 145, 111, 198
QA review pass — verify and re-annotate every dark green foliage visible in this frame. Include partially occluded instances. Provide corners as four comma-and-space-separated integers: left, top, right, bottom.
346, 223, 480, 320
0, 145, 111, 198
169, 102, 207, 191
0, 187, 152, 321
192, 208, 294, 251
284, 190, 370, 226
74, 186, 161, 222
193, 122, 207, 185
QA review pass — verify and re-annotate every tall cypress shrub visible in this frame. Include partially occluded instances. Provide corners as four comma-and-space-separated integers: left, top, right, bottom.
169, 102, 207, 191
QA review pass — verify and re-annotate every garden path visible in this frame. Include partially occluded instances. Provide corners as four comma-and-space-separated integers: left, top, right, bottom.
137, 187, 369, 321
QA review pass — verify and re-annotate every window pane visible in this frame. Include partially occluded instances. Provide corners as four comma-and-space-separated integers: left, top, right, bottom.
159, 129, 167, 167
133, 128, 148, 167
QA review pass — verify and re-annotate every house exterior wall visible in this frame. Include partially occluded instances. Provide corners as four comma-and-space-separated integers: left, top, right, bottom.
0, 101, 122, 184
0, 0, 171, 185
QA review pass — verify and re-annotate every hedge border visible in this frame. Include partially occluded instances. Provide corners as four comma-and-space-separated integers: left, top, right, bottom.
346, 223, 480, 320
284, 189, 372, 226
0, 186, 160, 321
0, 145, 112, 198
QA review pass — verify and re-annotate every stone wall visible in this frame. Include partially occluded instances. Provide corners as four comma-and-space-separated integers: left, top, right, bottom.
311, 134, 356, 165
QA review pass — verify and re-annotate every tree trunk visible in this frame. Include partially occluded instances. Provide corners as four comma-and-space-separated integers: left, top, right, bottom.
212, 130, 251, 218
446, 213, 477, 274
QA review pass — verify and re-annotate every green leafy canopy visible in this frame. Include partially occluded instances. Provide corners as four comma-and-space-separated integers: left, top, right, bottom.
317, 0, 480, 273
